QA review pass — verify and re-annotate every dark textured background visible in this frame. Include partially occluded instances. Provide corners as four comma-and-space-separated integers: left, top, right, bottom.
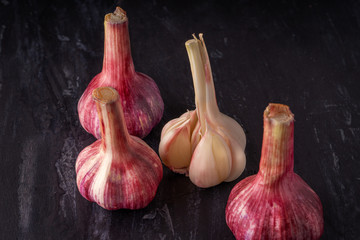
0, 0, 359, 239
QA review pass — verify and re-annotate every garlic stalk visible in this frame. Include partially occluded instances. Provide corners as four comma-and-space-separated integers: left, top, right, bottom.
78, 7, 164, 139
76, 87, 163, 210
226, 103, 324, 239
159, 34, 246, 188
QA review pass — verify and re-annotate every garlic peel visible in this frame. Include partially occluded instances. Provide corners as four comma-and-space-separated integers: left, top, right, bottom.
159, 34, 246, 188
76, 87, 162, 210
226, 103, 323, 239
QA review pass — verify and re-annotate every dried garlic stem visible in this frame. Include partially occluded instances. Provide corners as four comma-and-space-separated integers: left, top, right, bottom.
259, 104, 294, 185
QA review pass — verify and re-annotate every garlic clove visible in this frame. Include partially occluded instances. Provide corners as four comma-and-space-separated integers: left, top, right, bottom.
160, 111, 196, 138
211, 113, 246, 182
76, 87, 163, 210
215, 113, 246, 149
159, 111, 197, 174
189, 125, 232, 188
78, 7, 164, 139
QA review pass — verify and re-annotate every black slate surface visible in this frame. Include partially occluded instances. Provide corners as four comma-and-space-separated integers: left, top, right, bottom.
1, 0, 359, 239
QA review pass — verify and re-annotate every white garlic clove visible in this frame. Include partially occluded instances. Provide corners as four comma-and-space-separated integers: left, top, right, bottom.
211, 113, 246, 182
189, 126, 232, 188
159, 111, 197, 173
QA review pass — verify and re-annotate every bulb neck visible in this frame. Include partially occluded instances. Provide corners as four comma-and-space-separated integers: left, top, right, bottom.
94, 87, 130, 155
259, 104, 294, 185
102, 8, 135, 82
185, 34, 220, 135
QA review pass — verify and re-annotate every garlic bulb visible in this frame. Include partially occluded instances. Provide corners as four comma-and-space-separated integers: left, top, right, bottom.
76, 87, 163, 210
226, 103, 324, 239
159, 34, 246, 188
78, 7, 164, 139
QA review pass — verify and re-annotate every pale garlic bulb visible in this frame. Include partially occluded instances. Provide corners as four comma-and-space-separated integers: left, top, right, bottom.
159, 34, 246, 188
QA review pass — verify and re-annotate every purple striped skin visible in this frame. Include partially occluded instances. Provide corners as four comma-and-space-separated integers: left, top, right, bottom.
226, 104, 323, 240
76, 87, 163, 210
78, 7, 164, 139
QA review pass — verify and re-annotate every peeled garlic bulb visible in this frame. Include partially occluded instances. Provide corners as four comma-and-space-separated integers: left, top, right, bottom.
159, 34, 246, 188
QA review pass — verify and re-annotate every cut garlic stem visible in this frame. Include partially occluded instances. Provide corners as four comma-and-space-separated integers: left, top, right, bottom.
93, 87, 130, 153
103, 8, 135, 85
198, 34, 220, 117
185, 39, 207, 135
259, 103, 294, 185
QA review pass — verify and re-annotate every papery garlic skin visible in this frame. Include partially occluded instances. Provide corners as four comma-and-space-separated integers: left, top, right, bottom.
76, 87, 163, 210
78, 7, 164, 139
226, 103, 323, 240
159, 34, 246, 188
